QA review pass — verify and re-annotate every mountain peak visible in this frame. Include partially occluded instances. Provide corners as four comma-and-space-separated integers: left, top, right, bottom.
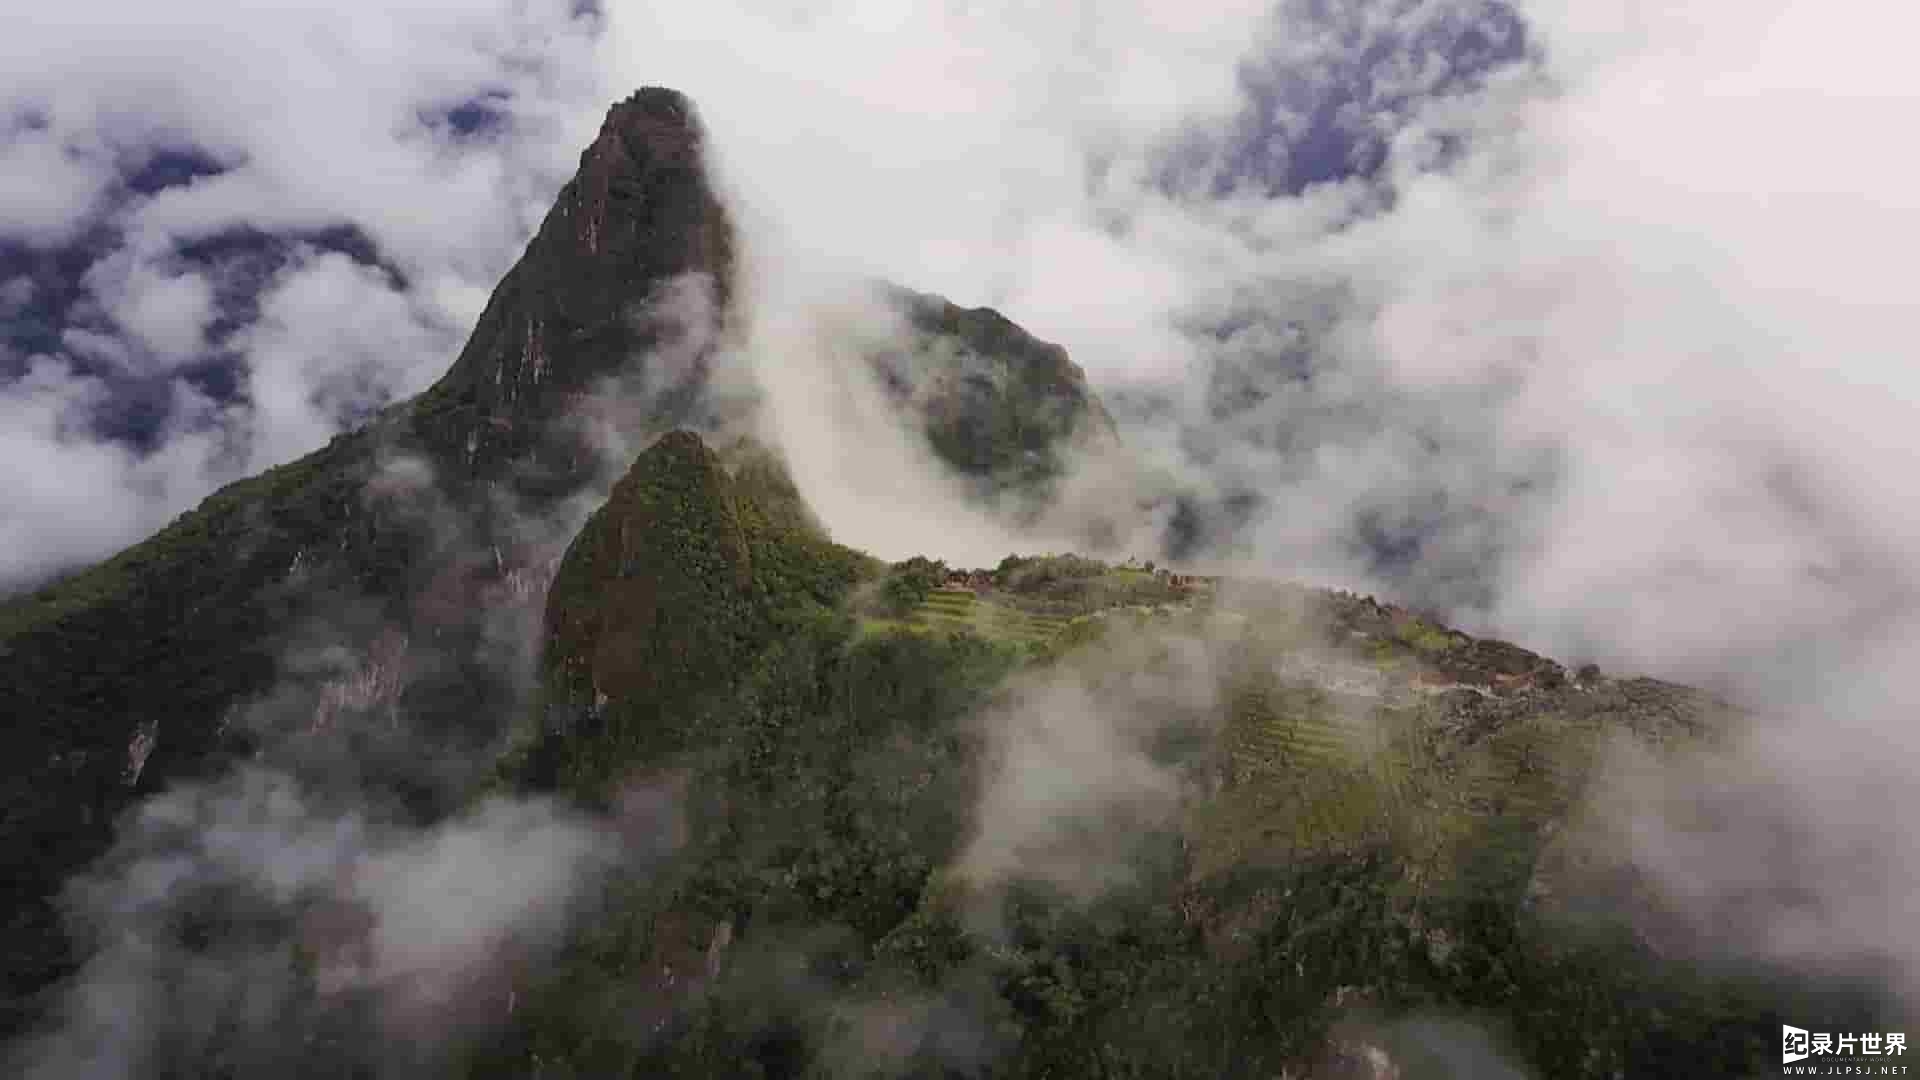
520, 429, 872, 794
0, 87, 1120, 1039
416, 86, 735, 490
603, 86, 699, 138
569, 86, 724, 266
0, 87, 743, 1031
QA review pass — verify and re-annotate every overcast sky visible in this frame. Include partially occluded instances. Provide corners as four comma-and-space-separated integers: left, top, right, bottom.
6, 0, 1919, 675
0, 0, 1528, 591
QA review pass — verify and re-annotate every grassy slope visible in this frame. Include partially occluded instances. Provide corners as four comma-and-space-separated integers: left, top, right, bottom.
875, 590, 1073, 647
857, 563, 1191, 646
462, 492, 1884, 1078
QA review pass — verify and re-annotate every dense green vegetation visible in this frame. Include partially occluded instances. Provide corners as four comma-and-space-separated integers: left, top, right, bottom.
0, 425, 404, 1033
472, 621, 1026, 1076
903, 591, 1071, 647
500, 433, 873, 799
989, 554, 1188, 618
869, 286, 1120, 508
451, 432, 1889, 1078
3, 412, 1883, 1075
0, 85, 1134, 1043
846, 555, 1194, 665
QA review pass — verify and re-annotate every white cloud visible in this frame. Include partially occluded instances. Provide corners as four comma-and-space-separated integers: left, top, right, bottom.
959, 625, 1220, 903
14, 768, 630, 1079
0, 358, 148, 584
0, 0, 1514, 586
1323, 0, 1920, 675
606, 0, 1265, 369
0, 275, 34, 314
237, 251, 448, 472
81, 246, 215, 365
0, 356, 231, 586
0, 1, 609, 269
1328, 0, 1920, 989
0, 123, 115, 245
0, 0, 609, 588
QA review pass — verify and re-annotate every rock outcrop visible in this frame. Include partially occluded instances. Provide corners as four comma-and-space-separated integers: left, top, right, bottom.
512, 430, 871, 796
869, 284, 1121, 507
534, 432, 761, 784
414, 88, 737, 494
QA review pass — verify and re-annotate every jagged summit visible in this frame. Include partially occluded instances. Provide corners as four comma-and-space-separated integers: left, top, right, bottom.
513, 429, 870, 795
0, 87, 1128, 1037
419, 87, 735, 490
0, 86, 747, 1033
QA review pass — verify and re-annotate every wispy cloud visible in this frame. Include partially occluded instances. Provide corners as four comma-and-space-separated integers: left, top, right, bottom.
610, 0, 1920, 1004
8, 767, 642, 1079
0, 0, 610, 589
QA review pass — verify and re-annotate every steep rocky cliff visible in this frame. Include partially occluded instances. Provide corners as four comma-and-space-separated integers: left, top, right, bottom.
411, 88, 738, 494
0, 88, 1131, 1038
0, 88, 744, 1032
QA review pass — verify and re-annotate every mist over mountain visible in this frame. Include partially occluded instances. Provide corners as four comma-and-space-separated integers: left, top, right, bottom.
5, 3, 1920, 1077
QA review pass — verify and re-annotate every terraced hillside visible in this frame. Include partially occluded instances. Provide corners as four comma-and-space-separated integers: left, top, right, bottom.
860, 563, 1732, 911
1184, 587, 1641, 883
906, 589, 1075, 646
855, 554, 1203, 645
472, 490, 1886, 1079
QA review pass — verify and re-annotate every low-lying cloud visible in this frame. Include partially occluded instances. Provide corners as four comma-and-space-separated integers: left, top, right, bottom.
8, 767, 635, 1079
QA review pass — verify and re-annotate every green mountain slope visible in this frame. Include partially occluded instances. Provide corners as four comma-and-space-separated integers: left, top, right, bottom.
508, 431, 875, 796
0, 90, 1122, 1037
0, 87, 745, 1030
869, 284, 1120, 509
450, 431, 1880, 1079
